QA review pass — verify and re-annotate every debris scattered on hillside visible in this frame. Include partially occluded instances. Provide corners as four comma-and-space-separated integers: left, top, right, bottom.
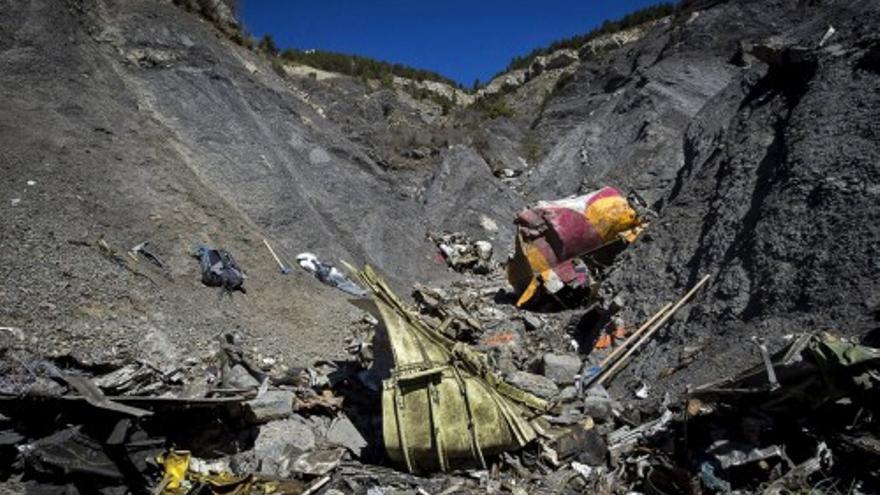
429, 231, 494, 274
1, 260, 878, 494
818, 24, 836, 47
507, 186, 642, 308
295, 252, 366, 296
0, 177, 872, 493
7, 195, 872, 494
194, 245, 247, 294
583, 275, 711, 389
131, 241, 167, 269
94, 238, 163, 285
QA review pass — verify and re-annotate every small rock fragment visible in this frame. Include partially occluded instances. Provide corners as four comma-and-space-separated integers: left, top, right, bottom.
521, 314, 543, 331
474, 240, 493, 261
583, 397, 614, 423
245, 390, 294, 423
292, 448, 345, 475
552, 421, 608, 466
479, 215, 498, 233
226, 364, 260, 389
505, 371, 559, 399
583, 385, 615, 423
542, 353, 582, 385
251, 416, 316, 476
326, 413, 367, 457
558, 386, 578, 402
547, 404, 585, 425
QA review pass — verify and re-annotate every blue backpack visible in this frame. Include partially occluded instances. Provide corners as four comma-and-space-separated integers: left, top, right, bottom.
196, 245, 246, 294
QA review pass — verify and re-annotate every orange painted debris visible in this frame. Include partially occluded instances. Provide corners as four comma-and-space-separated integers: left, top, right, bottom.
594, 334, 613, 350
594, 326, 628, 350
480, 330, 519, 347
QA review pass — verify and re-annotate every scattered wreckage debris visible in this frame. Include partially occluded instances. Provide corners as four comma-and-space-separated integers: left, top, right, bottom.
355, 265, 549, 473
4, 230, 878, 493
131, 241, 167, 270
677, 331, 880, 493
194, 244, 247, 294
583, 274, 711, 388
585, 302, 673, 383
296, 252, 367, 297
411, 283, 483, 342
428, 231, 494, 274
0, 332, 373, 494
506, 186, 643, 308
95, 238, 162, 286
2, 285, 878, 495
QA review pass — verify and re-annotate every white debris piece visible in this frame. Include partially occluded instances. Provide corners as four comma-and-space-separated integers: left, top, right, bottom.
572, 461, 605, 481
479, 214, 498, 233
608, 409, 674, 455
818, 25, 836, 47
474, 240, 493, 260
0, 327, 24, 340
635, 382, 650, 399
295, 252, 366, 297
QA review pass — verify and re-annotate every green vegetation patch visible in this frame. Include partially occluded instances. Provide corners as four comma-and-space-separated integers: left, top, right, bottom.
473, 93, 515, 120
279, 49, 462, 89
498, 3, 675, 77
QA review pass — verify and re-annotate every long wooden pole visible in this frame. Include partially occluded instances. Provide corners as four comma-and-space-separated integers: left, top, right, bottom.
599, 302, 673, 368
262, 239, 290, 274
580, 302, 672, 388
596, 275, 711, 387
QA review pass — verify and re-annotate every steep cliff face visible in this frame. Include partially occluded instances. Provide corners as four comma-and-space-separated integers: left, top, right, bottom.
0, 0, 519, 366
593, 0, 880, 393
420, 0, 878, 395
1, 0, 878, 388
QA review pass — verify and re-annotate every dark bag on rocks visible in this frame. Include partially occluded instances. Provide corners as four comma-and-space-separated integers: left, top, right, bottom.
196, 245, 246, 293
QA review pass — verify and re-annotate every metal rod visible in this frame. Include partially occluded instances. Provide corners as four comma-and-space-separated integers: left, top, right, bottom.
750, 336, 779, 390
301, 475, 331, 495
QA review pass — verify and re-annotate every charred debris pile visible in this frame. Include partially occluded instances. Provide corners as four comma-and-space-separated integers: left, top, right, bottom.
1, 188, 877, 494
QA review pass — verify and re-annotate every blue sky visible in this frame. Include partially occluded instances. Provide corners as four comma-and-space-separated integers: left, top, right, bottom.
239, 1, 665, 86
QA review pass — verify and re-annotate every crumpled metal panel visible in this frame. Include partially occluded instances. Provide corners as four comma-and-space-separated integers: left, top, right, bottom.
507, 187, 641, 307
356, 266, 548, 473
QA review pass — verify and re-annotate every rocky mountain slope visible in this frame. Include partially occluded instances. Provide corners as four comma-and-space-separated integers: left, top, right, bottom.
1, 0, 878, 409
528, 0, 880, 395
0, 0, 521, 369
